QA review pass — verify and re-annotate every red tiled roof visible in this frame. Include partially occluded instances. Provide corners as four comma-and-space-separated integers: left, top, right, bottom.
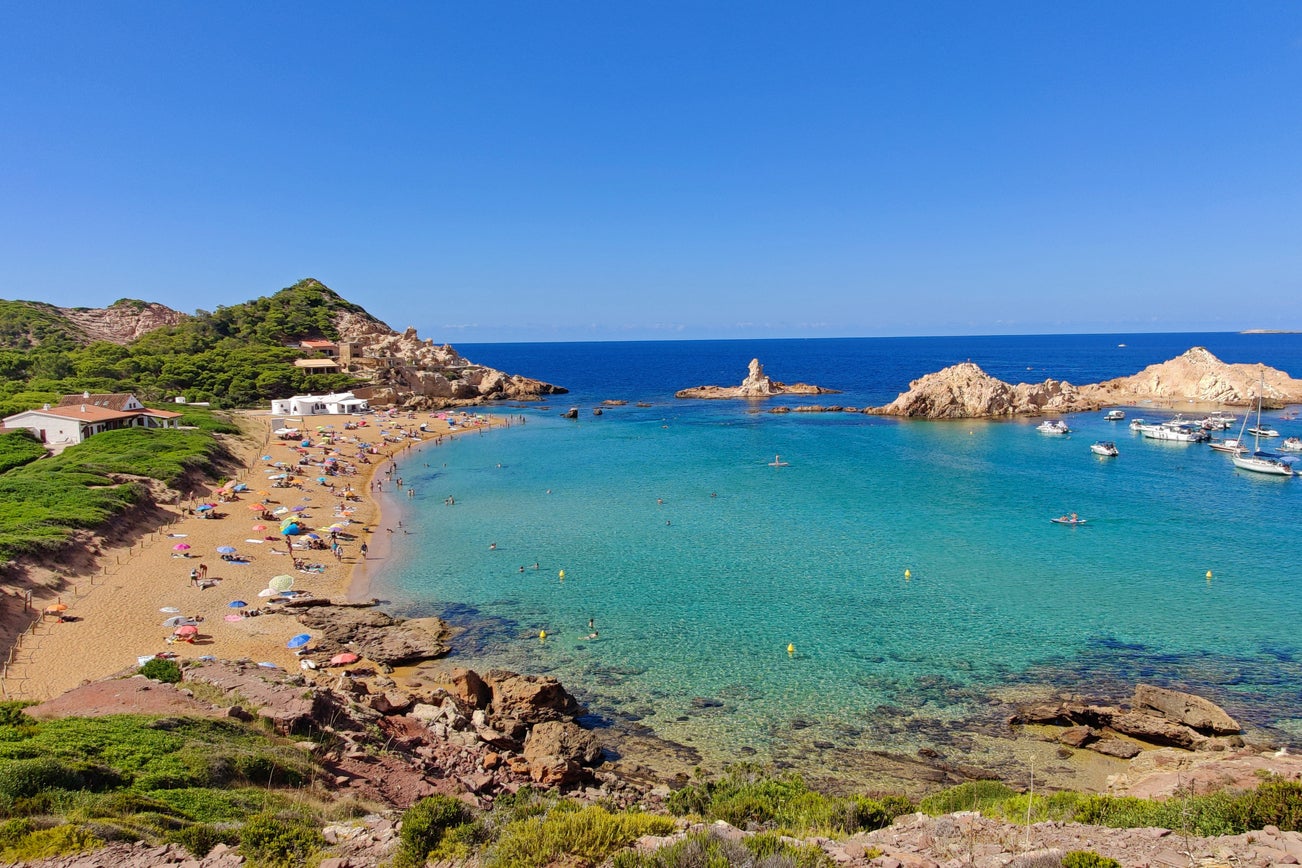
27, 405, 137, 423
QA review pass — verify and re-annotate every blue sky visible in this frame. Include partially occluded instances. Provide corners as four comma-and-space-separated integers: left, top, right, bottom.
3, 2, 1300, 341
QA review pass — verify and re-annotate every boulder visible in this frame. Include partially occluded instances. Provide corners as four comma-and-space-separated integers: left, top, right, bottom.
872, 362, 1095, 418
1132, 684, 1240, 735
1058, 726, 1099, 748
1089, 739, 1143, 759
450, 667, 491, 709
1108, 711, 1207, 750
295, 607, 450, 665
483, 670, 582, 725
523, 720, 603, 786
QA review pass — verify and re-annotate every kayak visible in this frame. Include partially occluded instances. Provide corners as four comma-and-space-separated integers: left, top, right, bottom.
1050, 518, 1087, 525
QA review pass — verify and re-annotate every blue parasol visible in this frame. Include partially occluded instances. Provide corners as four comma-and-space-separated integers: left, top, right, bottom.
227, 600, 247, 608
287, 633, 312, 649
216, 545, 236, 554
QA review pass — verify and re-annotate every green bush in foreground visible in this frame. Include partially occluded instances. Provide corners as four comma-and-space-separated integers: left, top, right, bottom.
0, 821, 103, 863
917, 776, 1302, 837
486, 804, 676, 868
138, 658, 182, 684
238, 812, 325, 868
612, 827, 831, 868
666, 764, 913, 835
1062, 851, 1122, 868
396, 794, 473, 867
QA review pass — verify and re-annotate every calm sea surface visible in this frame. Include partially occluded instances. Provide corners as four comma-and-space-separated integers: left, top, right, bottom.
370, 333, 1302, 768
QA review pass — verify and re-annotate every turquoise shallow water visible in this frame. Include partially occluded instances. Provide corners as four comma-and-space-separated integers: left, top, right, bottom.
373, 399, 1302, 763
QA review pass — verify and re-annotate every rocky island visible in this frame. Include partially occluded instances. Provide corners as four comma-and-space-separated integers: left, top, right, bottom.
676, 358, 840, 399
873, 347, 1302, 419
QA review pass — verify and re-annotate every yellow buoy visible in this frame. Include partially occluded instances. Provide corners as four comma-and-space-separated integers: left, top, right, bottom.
904, 569, 911, 580
787, 643, 795, 655
539, 629, 547, 640
1206, 570, 1213, 579
558, 569, 565, 579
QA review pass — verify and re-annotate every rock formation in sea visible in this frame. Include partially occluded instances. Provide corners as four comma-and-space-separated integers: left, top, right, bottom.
1081, 345, 1302, 408
871, 362, 1094, 418
873, 347, 1302, 419
675, 358, 840, 399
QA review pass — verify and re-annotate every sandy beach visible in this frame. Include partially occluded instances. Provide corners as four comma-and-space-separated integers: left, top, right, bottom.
1, 408, 507, 702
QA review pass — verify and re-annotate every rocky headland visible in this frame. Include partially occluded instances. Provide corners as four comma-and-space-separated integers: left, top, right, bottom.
872, 347, 1302, 419
676, 358, 840, 399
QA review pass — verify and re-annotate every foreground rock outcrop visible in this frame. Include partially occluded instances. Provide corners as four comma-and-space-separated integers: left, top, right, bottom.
1012, 683, 1246, 757
873, 347, 1302, 419
676, 358, 839, 399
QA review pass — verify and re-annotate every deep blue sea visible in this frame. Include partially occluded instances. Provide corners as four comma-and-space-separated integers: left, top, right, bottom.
370, 333, 1302, 772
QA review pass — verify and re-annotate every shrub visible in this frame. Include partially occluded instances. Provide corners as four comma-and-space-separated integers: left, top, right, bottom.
0, 823, 103, 862
1062, 851, 1122, 868
397, 794, 473, 867
167, 821, 240, 857
138, 658, 182, 684
0, 757, 83, 799
612, 827, 831, 867
487, 804, 675, 868
918, 780, 1017, 816
238, 812, 324, 867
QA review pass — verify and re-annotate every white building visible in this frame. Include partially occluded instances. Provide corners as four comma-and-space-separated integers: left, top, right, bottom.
270, 392, 370, 416
4, 394, 182, 446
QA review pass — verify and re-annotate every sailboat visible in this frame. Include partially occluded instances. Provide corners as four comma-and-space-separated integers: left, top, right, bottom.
1231, 370, 1295, 476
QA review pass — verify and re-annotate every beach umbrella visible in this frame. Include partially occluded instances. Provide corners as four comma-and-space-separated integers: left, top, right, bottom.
174, 624, 199, 636
172, 543, 191, 552
162, 616, 195, 627
291, 505, 307, 512
160, 606, 180, 613
273, 507, 289, 516
305, 533, 320, 540
257, 588, 278, 597
252, 524, 267, 531
261, 454, 272, 460
233, 483, 248, 492
249, 503, 268, 511
330, 652, 359, 666
287, 634, 312, 649
45, 602, 68, 613
227, 600, 247, 608
216, 545, 237, 554
268, 574, 294, 592
195, 504, 214, 512
316, 477, 328, 483
223, 613, 244, 622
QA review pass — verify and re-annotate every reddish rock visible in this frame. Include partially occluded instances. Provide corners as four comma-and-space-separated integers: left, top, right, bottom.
1058, 726, 1098, 748
1133, 684, 1240, 735
451, 667, 491, 709
483, 669, 581, 725
1089, 738, 1143, 759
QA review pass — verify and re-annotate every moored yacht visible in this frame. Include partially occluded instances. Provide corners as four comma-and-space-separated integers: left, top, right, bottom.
1037, 420, 1070, 435
1104, 410, 1125, 421
1281, 437, 1302, 453
1090, 441, 1119, 457
1139, 418, 1210, 443
1232, 370, 1295, 476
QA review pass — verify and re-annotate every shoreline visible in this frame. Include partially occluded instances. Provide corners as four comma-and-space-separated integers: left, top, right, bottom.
0, 408, 508, 703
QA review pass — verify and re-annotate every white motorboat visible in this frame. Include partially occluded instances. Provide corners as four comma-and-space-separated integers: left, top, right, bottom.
1139, 419, 1210, 443
1209, 438, 1248, 455
1129, 418, 1146, 431
1281, 437, 1302, 453
1104, 410, 1125, 421
1090, 441, 1119, 457
1247, 426, 1279, 438
1037, 420, 1070, 435
1232, 371, 1295, 476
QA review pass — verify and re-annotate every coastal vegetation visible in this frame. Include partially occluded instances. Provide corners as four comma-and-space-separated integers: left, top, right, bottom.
0, 700, 1298, 866
0, 426, 232, 561
0, 279, 362, 413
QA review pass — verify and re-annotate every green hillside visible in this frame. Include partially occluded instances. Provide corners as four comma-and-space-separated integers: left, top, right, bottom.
0, 279, 368, 414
